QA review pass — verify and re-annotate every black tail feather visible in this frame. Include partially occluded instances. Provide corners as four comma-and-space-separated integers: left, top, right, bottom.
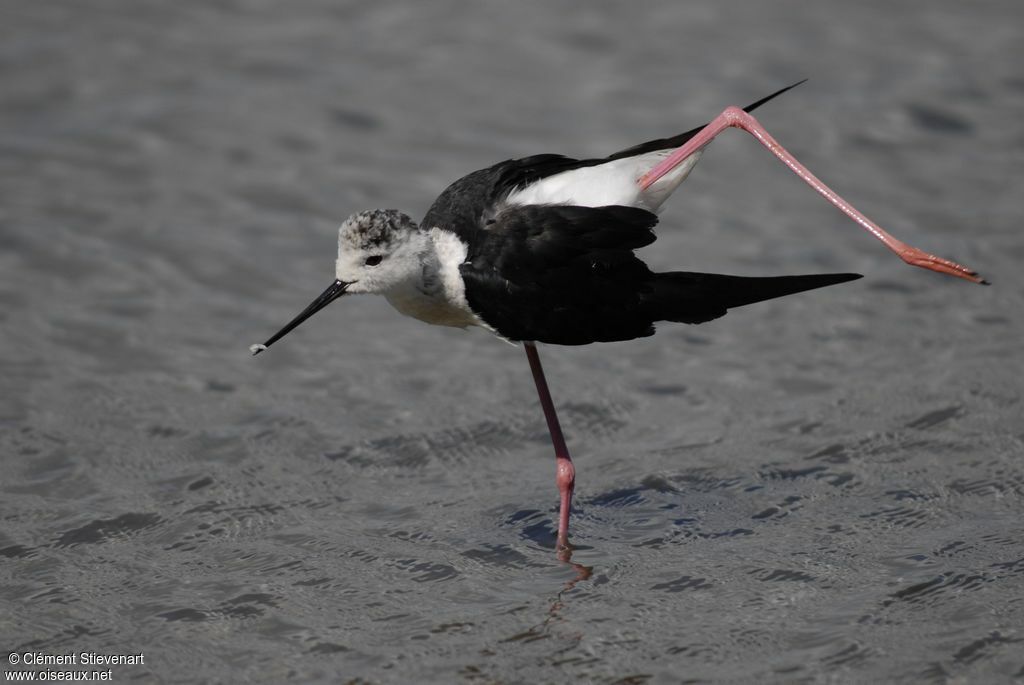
742, 79, 808, 114
644, 271, 862, 325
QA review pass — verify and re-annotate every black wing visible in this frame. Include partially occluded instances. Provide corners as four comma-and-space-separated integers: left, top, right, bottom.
460, 205, 662, 345
421, 81, 806, 243
460, 204, 860, 345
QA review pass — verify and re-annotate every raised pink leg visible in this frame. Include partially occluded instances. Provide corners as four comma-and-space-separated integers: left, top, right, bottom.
524, 342, 575, 553
639, 106, 986, 284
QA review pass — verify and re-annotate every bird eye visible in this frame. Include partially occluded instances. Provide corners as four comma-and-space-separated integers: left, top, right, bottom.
364, 255, 383, 266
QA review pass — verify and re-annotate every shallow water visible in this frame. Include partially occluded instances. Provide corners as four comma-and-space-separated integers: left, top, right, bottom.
2, 1, 1024, 683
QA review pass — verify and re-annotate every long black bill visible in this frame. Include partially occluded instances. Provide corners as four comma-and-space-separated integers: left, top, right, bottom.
249, 279, 349, 356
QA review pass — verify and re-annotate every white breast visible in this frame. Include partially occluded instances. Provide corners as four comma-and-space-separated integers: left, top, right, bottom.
505, 149, 703, 212
383, 229, 492, 331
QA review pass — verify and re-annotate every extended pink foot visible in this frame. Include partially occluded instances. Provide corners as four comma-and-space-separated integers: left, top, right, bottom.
893, 242, 987, 284
639, 105, 986, 285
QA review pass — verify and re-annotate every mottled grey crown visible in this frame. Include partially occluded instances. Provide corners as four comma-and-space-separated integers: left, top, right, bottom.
339, 209, 418, 249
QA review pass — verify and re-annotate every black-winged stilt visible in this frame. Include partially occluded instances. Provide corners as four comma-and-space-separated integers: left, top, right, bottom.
251, 83, 985, 555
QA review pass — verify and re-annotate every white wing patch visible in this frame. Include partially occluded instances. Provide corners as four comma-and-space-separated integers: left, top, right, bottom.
505, 149, 703, 213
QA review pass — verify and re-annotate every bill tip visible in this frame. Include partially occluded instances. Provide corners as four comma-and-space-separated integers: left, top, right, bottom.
249, 343, 267, 356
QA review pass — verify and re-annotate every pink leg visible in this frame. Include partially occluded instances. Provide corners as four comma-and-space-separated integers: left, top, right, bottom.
639, 106, 986, 284
524, 342, 575, 553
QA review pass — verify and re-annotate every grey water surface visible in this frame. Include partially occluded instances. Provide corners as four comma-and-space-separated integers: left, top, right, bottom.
2, 1, 1024, 683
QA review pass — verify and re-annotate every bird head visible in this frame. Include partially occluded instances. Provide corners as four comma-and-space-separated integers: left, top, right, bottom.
335, 209, 426, 294
249, 209, 426, 355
